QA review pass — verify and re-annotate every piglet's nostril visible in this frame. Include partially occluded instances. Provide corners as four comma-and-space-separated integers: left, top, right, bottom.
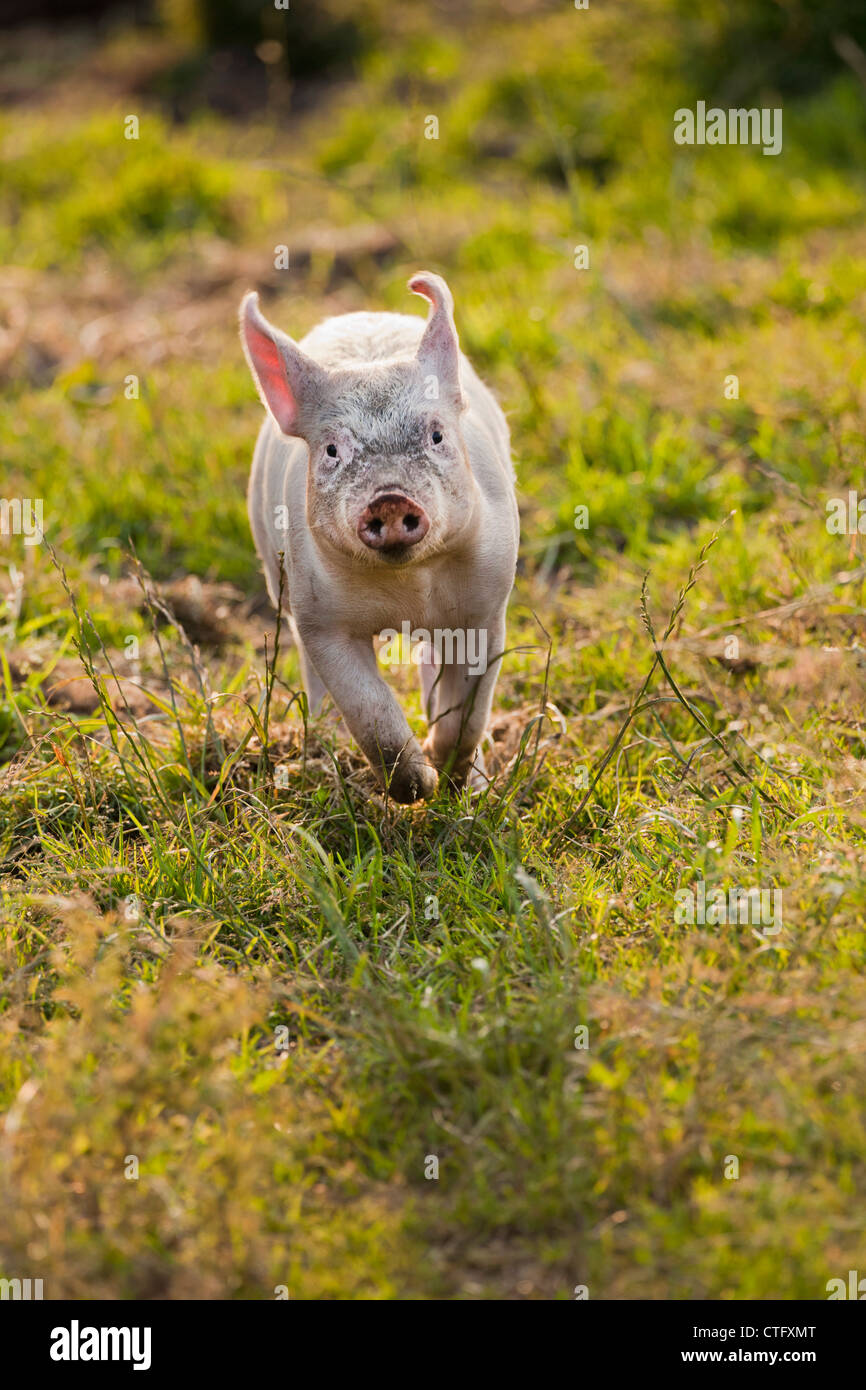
358, 492, 430, 551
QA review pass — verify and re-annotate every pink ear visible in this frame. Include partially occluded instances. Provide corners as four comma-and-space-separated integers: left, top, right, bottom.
240, 292, 301, 435
408, 272, 464, 408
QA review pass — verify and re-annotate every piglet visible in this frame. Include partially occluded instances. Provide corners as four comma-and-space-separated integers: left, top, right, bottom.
240, 273, 518, 803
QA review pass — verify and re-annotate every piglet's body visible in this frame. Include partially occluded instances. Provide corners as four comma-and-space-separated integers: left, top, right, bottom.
241, 273, 518, 803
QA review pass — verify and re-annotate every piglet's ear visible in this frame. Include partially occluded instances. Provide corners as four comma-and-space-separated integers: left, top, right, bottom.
240, 292, 325, 438
409, 272, 465, 411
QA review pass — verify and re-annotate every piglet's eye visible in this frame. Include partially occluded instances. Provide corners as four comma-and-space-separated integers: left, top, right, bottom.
431, 430, 443, 445
326, 444, 338, 458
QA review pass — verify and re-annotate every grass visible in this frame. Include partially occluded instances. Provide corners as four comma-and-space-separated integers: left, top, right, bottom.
1, 0, 865, 1299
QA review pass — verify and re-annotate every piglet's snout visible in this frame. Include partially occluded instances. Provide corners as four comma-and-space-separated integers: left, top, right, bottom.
357, 493, 430, 551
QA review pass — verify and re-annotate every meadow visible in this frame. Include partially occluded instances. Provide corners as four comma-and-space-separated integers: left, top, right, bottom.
1, 0, 865, 1299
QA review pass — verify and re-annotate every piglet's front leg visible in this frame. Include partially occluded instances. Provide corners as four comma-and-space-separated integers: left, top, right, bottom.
299, 627, 438, 804
422, 610, 506, 791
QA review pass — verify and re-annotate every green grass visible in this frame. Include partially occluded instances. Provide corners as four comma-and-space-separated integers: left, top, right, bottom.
1, 0, 865, 1299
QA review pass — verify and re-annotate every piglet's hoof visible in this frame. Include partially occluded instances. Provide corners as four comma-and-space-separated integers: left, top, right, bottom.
465, 752, 492, 795
422, 742, 490, 795
385, 754, 439, 804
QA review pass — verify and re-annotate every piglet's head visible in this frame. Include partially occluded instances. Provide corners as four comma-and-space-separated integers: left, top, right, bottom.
240, 273, 478, 567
